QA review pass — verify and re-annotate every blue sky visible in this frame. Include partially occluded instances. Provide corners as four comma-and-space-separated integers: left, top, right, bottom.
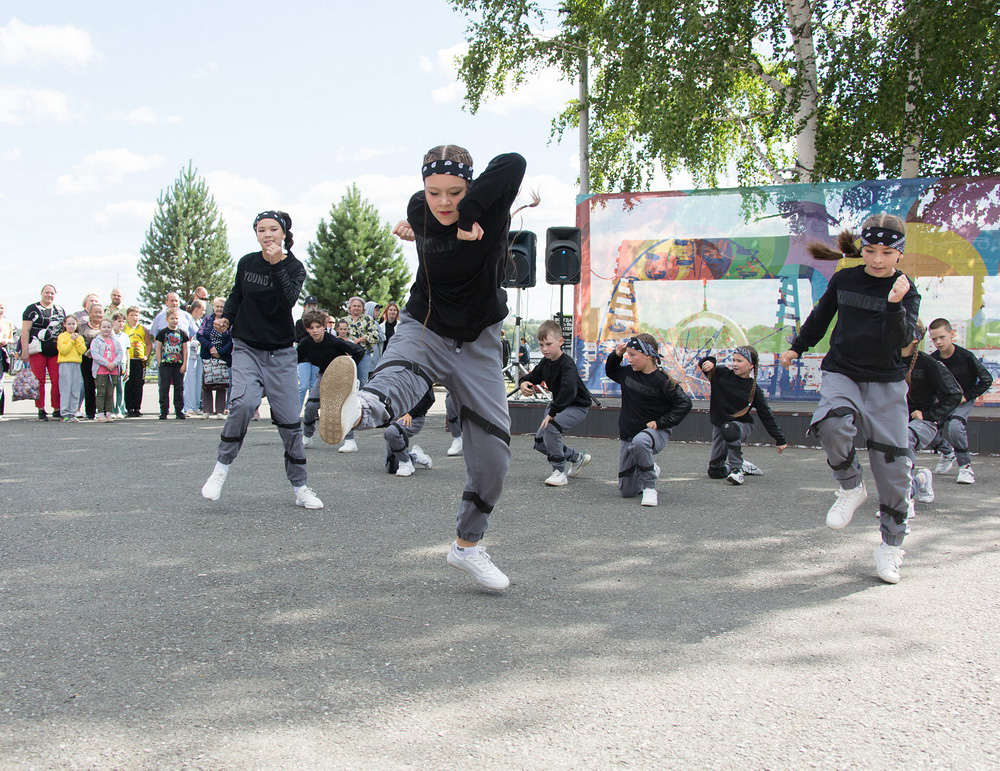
1, 2, 593, 322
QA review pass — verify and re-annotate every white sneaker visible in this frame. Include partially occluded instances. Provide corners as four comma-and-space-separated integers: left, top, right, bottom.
567, 453, 592, 478
411, 445, 433, 469
641, 488, 658, 507
295, 486, 324, 509
741, 460, 764, 476
320, 356, 361, 445
302, 435, 314, 448
914, 467, 934, 503
202, 411, 212, 420
934, 452, 956, 474
446, 437, 464, 456
201, 469, 227, 501
338, 438, 358, 453
956, 465, 975, 485
826, 483, 867, 530
874, 542, 905, 584
727, 470, 745, 485
447, 543, 510, 591
395, 460, 415, 477
544, 469, 569, 486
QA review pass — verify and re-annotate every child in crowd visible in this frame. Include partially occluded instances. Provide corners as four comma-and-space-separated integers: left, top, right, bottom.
445, 392, 463, 456
780, 213, 920, 584
56, 314, 86, 422
124, 307, 151, 417
698, 346, 786, 485
901, 320, 962, 505
518, 319, 594, 486
155, 309, 188, 420
296, 310, 363, 447
198, 314, 234, 419
605, 334, 692, 507
111, 313, 130, 418
90, 318, 124, 423
384, 386, 435, 477
928, 317, 994, 484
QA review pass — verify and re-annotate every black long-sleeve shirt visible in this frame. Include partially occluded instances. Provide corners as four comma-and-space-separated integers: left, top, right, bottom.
519, 353, 593, 418
223, 251, 306, 350
790, 265, 920, 382
605, 351, 692, 441
297, 332, 364, 372
931, 344, 993, 402
904, 351, 962, 422
698, 356, 786, 444
404, 153, 526, 342
406, 388, 436, 419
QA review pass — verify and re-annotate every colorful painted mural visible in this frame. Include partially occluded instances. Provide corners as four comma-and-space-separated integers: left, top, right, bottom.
575, 176, 1000, 404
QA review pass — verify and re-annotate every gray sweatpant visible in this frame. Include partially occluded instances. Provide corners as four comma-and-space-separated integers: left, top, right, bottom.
809, 372, 911, 546
934, 400, 974, 466
708, 422, 753, 477
534, 404, 588, 471
445, 393, 462, 438
618, 427, 671, 498
384, 417, 425, 469
302, 369, 324, 439
358, 312, 510, 543
217, 341, 307, 487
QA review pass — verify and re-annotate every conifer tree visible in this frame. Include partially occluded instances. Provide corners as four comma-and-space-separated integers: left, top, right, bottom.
304, 183, 411, 315
138, 162, 233, 310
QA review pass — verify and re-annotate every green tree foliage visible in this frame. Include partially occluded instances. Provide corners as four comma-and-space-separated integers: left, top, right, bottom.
138, 162, 233, 311
304, 184, 411, 315
449, 0, 999, 190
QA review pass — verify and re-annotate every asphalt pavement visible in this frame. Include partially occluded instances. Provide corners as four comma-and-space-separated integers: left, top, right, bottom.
1, 387, 998, 769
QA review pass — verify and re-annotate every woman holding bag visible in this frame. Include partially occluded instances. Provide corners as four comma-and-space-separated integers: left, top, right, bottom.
20, 284, 66, 420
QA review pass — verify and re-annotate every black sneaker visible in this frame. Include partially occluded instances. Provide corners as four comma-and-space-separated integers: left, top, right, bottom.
38, 409, 48, 421
175, 413, 187, 420
52, 410, 61, 419
159, 413, 168, 420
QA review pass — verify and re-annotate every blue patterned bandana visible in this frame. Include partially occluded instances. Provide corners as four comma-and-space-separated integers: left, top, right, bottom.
422, 159, 473, 182
860, 226, 905, 253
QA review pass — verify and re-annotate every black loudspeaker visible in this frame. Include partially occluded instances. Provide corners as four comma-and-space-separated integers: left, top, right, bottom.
545, 226, 582, 285
504, 230, 536, 288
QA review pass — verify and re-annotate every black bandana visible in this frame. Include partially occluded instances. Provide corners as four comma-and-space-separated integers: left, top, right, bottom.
253, 210, 288, 232
626, 336, 660, 361
421, 159, 473, 182
860, 226, 905, 253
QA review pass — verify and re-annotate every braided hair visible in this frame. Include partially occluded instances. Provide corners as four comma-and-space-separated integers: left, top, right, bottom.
904, 319, 926, 386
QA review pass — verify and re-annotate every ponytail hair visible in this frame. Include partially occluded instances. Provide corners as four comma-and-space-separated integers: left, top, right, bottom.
807, 213, 907, 262
253, 210, 294, 252
905, 319, 926, 386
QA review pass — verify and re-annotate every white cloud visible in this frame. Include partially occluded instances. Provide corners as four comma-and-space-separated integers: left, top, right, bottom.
53, 149, 166, 195
332, 146, 405, 163
50, 252, 136, 273
94, 200, 157, 230
106, 106, 184, 125
417, 55, 433, 73
0, 18, 98, 66
193, 61, 219, 79
1, 147, 22, 162
0, 86, 72, 125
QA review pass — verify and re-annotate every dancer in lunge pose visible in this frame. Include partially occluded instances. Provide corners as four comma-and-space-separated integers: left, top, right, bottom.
518, 320, 594, 487
779, 214, 920, 584
383, 386, 435, 477
201, 211, 323, 510
320, 146, 526, 591
698, 346, 786, 485
927, 317, 994, 485
605, 334, 692, 507
900, 320, 962, 506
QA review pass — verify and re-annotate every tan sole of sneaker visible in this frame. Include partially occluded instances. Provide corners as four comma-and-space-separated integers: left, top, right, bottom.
319, 357, 357, 445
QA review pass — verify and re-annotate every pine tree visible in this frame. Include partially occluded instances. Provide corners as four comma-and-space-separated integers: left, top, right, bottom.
304, 183, 411, 315
137, 162, 234, 311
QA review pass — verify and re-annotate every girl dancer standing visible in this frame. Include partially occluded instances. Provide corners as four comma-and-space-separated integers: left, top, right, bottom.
780, 214, 919, 584
201, 211, 322, 510
322, 146, 526, 591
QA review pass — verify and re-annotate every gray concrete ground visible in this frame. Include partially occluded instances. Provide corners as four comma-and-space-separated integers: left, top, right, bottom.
1, 385, 998, 769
